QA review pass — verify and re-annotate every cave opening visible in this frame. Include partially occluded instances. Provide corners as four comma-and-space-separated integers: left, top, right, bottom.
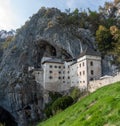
0, 106, 17, 126
34, 40, 57, 68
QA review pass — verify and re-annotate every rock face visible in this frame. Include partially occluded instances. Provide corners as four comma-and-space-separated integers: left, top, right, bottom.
0, 8, 96, 125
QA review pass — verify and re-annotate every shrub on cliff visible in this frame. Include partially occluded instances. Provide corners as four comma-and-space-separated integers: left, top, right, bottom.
44, 96, 74, 117
70, 87, 88, 102
51, 96, 74, 115
44, 92, 62, 118
70, 87, 82, 102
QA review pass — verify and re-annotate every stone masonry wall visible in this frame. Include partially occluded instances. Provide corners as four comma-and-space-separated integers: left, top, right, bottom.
88, 72, 120, 92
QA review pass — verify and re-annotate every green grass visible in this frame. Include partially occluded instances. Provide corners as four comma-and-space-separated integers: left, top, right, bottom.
37, 82, 120, 126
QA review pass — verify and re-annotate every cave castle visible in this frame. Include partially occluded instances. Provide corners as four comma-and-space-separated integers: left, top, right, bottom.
28, 48, 103, 92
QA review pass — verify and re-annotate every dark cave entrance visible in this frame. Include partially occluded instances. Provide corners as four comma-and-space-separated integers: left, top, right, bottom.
0, 106, 17, 126
34, 40, 57, 68
34, 39, 72, 68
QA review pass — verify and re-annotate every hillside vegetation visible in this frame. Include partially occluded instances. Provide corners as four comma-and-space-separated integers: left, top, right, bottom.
38, 82, 120, 126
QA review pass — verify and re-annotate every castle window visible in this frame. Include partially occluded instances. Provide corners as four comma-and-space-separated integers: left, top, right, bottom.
58, 77, 61, 79
59, 71, 61, 74
50, 65, 52, 68
79, 64, 81, 67
91, 70, 94, 75
68, 76, 70, 79
63, 81, 65, 83
83, 62, 84, 66
63, 76, 65, 79
68, 71, 69, 74
80, 72, 81, 76
49, 76, 53, 79
54, 66, 57, 68
90, 61, 93, 66
59, 66, 61, 69
90, 78, 93, 81
63, 66, 65, 69
63, 71, 65, 74
83, 81, 85, 83
49, 71, 52, 73
83, 71, 85, 75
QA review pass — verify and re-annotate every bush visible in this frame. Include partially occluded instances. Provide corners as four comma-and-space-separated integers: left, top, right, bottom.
44, 92, 62, 118
52, 96, 74, 115
49, 92, 62, 102
70, 87, 88, 102
44, 96, 74, 117
70, 87, 81, 102
44, 106, 52, 118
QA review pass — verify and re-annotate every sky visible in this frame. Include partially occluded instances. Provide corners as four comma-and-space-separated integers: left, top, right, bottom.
0, 0, 114, 31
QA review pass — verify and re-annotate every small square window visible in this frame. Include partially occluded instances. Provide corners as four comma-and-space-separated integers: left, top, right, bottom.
59, 71, 61, 74
49, 76, 53, 79
49, 71, 52, 73
54, 66, 57, 68
59, 66, 61, 69
50, 65, 52, 68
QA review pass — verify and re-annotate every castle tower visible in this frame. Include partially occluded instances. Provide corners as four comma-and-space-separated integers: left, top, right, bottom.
70, 48, 101, 90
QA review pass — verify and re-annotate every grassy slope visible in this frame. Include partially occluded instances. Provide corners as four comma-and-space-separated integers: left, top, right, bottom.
38, 82, 120, 126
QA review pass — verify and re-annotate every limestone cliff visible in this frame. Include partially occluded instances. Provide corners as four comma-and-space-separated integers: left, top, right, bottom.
0, 8, 96, 126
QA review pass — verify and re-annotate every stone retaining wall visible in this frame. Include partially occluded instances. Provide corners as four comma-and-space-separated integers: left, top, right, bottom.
88, 72, 120, 92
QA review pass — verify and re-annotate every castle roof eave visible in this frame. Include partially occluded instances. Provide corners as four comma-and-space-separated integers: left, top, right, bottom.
77, 48, 101, 59
42, 60, 64, 64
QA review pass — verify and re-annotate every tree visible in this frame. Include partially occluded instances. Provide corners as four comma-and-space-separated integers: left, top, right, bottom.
96, 25, 113, 55
87, 9, 101, 32
110, 26, 120, 66
114, 0, 120, 5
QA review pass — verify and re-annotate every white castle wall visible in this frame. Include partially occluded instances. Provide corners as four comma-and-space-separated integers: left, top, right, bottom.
88, 72, 120, 92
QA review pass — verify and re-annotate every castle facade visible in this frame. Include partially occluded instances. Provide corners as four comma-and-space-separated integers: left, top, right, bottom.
29, 49, 102, 92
